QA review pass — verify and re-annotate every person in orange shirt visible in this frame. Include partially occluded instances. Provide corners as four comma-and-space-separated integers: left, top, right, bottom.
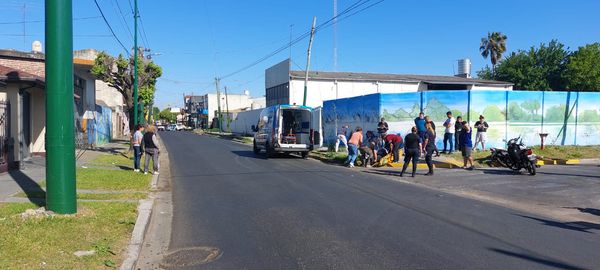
345, 127, 363, 168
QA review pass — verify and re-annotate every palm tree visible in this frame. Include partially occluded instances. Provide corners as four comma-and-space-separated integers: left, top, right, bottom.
480, 32, 507, 75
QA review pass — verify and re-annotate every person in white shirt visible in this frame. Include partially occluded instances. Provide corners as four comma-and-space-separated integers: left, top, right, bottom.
442, 111, 455, 154
335, 125, 349, 153
132, 124, 144, 172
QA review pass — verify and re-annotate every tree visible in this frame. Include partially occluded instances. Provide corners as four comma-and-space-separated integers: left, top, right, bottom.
480, 32, 507, 74
482, 105, 505, 121
564, 43, 600, 91
91, 51, 163, 127
478, 40, 569, 90
158, 108, 177, 123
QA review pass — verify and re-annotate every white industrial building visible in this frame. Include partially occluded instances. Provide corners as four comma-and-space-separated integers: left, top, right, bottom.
265, 59, 514, 108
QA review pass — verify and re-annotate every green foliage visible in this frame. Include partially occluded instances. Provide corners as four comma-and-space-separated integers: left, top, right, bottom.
579, 109, 600, 122
482, 105, 505, 121
564, 43, 600, 91
91, 51, 163, 111
478, 40, 600, 92
158, 108, 177, 123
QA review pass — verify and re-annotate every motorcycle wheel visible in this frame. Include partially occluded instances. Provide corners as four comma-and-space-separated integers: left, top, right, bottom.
527, 161, 536, 175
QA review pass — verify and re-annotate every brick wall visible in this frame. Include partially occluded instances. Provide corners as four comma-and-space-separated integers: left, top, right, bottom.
0, 58, 45, 77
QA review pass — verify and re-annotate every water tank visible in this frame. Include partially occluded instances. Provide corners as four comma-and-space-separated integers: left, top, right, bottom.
32, 41, 42, 53
457, 58, 471, 78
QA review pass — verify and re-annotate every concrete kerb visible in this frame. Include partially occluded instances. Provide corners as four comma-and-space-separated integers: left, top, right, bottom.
119, 134, 163, 270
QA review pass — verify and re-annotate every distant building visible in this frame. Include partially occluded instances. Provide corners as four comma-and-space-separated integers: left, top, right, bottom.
265, 59, 514, 108
184, 92, 265, 128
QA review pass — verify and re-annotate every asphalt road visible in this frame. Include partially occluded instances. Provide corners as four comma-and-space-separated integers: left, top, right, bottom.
160, 131, 600, 270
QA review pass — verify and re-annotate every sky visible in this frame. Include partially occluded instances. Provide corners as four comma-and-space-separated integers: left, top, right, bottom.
1, 0, 600, 109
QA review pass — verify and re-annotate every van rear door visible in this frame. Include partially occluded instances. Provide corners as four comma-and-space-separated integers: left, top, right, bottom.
311, 107, 322, 148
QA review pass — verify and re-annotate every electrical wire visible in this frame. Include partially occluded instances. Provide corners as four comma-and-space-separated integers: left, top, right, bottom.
93, 0, 130, 56
0, 16, 101, 25
220, 0, 384, 80
112, 0, 134, 43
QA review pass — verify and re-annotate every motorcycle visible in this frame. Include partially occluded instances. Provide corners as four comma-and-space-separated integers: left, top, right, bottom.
490, 137, 538, 175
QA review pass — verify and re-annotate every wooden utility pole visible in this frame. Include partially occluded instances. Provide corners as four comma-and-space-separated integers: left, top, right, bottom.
303, 16, 317, 106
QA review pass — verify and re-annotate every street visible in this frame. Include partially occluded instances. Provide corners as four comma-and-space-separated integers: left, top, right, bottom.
161, 131, 600, 270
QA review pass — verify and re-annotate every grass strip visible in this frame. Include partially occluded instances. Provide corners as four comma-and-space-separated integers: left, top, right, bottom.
0, 202, 137, 270
40, 168, 151, 191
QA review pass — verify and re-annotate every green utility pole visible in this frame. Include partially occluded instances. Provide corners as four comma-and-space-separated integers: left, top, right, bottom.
133, 0, 139, 127
45, 0, 76, 214
303, 16, 317, 106
215, 77, 223, 133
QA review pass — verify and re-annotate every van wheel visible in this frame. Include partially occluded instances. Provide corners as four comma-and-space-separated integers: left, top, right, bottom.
265, 143, 274, 158
253, 140, 260, 154
301, 152, 308, 159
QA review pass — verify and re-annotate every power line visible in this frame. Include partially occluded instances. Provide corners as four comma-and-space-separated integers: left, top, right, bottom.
112, 0, 134, 43
93, 0, 130, 56
220, 0, 383, 80
0, 16, 101, 25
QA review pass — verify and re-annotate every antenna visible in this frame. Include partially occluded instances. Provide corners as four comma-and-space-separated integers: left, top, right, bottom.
333, 0, 338, 71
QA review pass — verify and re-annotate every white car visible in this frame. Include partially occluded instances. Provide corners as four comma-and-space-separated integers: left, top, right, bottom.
175, 124, 186, 131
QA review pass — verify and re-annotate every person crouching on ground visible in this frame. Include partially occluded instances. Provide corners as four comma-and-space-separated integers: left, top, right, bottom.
400, 127, 420, 177
384, 133, 403, 163
132, 124, 144, 172
143, 125, 160, 175
423, 122, 436, 176
460, 122, 474, 170
345, 126, 363, 168
359, 131, 377, 167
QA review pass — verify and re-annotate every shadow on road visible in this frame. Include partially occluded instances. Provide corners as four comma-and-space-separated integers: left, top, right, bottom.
479, 168, 527, 176
516, 214, 600, 234
488, 248, 586, 270
563, 207, 600, 217
231, 150, 306, 160
8, 169, 45, 207
363, 169, 425, 177
537, 171, 600, 179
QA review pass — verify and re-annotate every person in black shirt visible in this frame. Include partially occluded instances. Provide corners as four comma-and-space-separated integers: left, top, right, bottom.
143, 125, 160, 175
400, 127, 420, 177
423, 123, 436, 176
424, 116, 439, 157
454, 116, 464, 152
474, 115, 489, 151
377, 118, 389, 135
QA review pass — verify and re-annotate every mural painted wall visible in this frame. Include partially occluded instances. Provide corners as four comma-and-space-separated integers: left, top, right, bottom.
322, 94, 380, 146
322, 90, 600, 149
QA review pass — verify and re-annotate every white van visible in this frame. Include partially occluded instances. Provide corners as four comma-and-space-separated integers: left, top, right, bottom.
252, 105, 321, 158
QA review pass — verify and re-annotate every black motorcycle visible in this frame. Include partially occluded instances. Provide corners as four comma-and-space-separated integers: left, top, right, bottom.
490, 137, 537, 175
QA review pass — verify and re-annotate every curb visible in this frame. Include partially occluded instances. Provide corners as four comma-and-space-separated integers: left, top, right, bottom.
119, 198, 154, 270
120, 135, 163, 270
536, 159, 583, 166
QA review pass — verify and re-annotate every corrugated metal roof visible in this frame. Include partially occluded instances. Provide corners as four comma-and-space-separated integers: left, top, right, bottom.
289, 70, 513, 85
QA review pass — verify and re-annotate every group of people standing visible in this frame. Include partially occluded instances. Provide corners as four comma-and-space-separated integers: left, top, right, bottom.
335, 111, 491, 177
132, 124, 160, 175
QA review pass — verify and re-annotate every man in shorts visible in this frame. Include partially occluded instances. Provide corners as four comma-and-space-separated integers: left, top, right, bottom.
474, 115, 489, 151
460, 122, 474, 170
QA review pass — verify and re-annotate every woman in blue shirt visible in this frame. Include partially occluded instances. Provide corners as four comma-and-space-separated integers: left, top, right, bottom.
460, 122, 474, 170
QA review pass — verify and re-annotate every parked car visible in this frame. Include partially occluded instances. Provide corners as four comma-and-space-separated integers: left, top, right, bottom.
167, 124, 176, 131
252, 104, 321, 158
157, 125, 166, 131
175, 123, 185, 131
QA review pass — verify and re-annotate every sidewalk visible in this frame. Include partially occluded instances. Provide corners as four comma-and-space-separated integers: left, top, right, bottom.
0, 141, 130, 203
